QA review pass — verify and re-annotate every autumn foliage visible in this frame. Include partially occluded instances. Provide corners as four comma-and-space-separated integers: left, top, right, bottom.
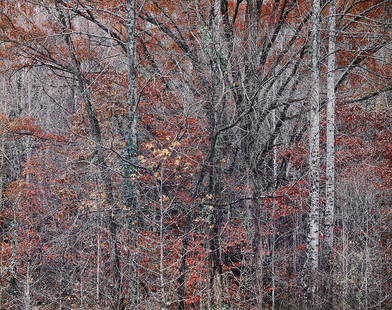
0, 0, 391, 309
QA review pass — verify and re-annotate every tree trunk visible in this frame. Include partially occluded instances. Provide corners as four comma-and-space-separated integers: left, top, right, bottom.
251, 195, 263, 310
124, 1, 140, 307
177, 213, 191, 310
324, 0, 336, 266
124, 0, 139, 212
304, 0, 321, 303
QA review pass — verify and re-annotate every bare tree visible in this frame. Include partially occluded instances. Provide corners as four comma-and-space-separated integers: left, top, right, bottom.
303, 0, 321, 303
324, 0, 336, 270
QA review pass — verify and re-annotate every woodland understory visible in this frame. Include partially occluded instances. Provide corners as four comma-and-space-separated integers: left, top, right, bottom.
0, 0, 391, 309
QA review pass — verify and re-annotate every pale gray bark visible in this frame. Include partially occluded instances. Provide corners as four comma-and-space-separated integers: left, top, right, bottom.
124, 0, 138, 197
24, 262, 31, 310
96, 211, 101, 304
325, 0, 336, 264
271, 107, 277, 310
158, 172, 168, 310
126, 0, 137, 142
305, 0, 321, 300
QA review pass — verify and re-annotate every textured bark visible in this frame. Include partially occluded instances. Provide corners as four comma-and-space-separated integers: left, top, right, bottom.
124, 0, 139, 210
124, 2, 140, 304
324, 0, 336, 266
304, 0, 321, 301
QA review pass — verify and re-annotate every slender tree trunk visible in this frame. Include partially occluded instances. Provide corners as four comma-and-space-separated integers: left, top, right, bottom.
323, 1, 336, 305
158, 170, 168, 310
341, 215, 348, 310
177, 214, 191, 310
9, 200, 18, 296
271, 107, 278, 310
8, 72, 24, 300
124, 0, 139, 210
24, 262, 31, 310
325, 0, 336, 266
96, 194, 102, 305
304, 0, 321, 303
251, 197, 263, 310
124, 1, 140, 307
243, 169, 264, 310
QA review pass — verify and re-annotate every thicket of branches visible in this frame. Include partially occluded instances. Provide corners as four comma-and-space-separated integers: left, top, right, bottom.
0, 0, 391, 309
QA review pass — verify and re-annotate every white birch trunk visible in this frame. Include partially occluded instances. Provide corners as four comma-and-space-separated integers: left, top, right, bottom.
305, 0, 321, 298
325, 0, 336, 262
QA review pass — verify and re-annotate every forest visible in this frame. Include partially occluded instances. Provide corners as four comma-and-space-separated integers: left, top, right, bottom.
0, 0, 391, 309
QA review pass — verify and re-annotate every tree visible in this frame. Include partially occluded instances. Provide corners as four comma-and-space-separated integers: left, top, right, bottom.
324, 0, 336, 273
302, 0, 321, 303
